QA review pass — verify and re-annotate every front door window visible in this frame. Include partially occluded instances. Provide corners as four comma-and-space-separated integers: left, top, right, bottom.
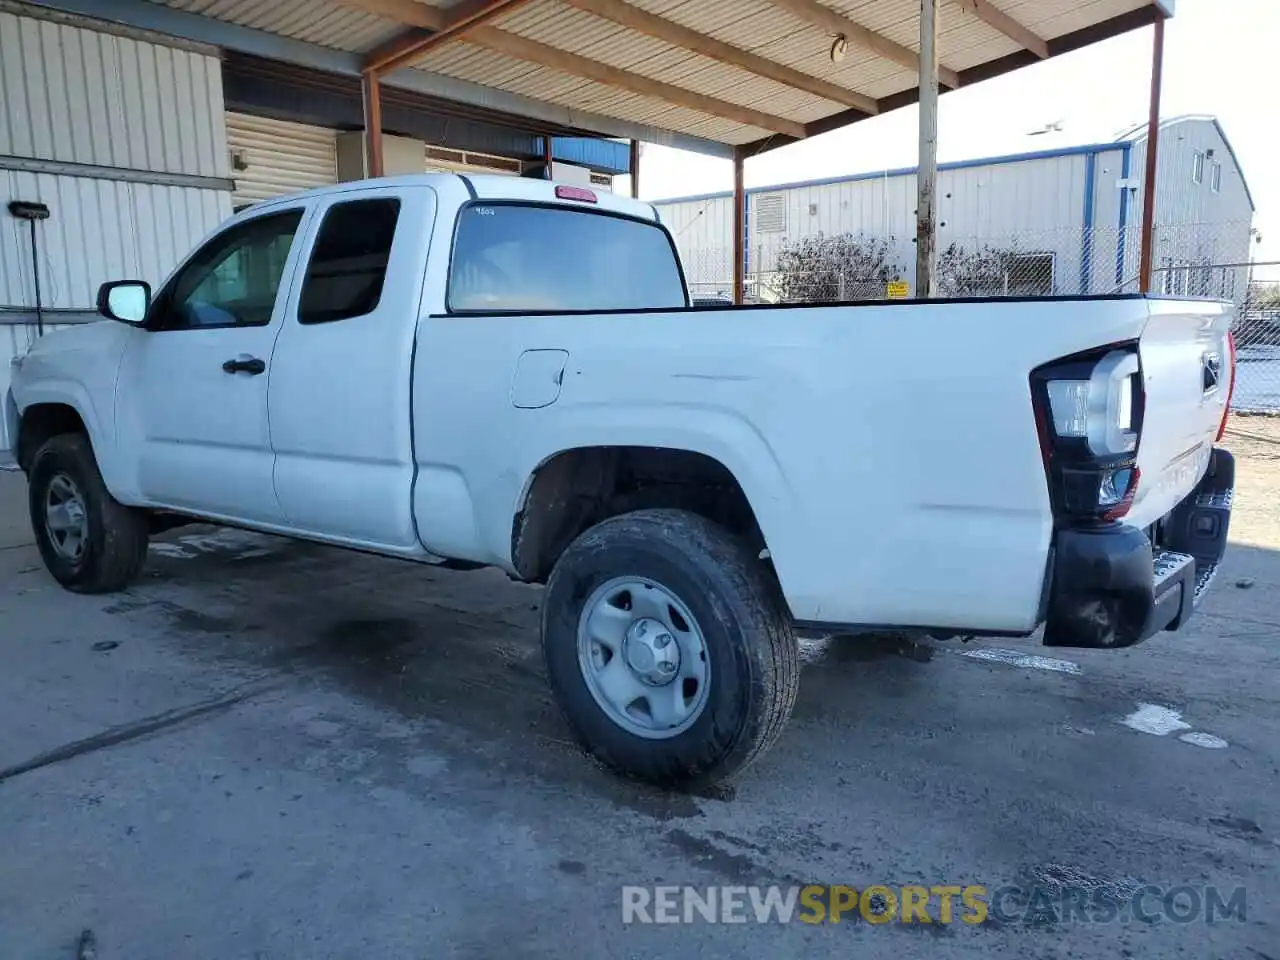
154, 210, 303, 330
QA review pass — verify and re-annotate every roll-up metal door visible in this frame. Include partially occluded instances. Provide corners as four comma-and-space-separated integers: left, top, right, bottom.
226, 113, 337, 207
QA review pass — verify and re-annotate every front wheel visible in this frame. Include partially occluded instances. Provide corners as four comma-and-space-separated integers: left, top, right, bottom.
28, 433, 149, 593
541, 509, 798, 787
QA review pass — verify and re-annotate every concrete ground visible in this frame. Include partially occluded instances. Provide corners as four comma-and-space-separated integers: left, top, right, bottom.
2, 423, 1279, 960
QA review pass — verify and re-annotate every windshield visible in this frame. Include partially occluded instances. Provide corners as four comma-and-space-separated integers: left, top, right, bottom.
448, 203, 688, 313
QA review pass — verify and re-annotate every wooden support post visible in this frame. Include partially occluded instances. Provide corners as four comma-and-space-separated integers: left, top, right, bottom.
630, 140, 640, 199
732, 150, 745, 305
1138, 16, 1166, 294
543, 135, 554, 178
361, 70, 385, 178
915, 0, 939, 298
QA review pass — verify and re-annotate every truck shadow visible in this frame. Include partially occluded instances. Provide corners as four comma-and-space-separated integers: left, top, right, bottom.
108, 523, 1280, 810
110, 526, 945, 802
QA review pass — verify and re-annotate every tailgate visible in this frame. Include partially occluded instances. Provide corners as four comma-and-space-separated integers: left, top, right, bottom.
1129, 298, 1234, 528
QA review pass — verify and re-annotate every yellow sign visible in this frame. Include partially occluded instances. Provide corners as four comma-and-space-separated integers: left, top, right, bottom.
886, 281, 910, 299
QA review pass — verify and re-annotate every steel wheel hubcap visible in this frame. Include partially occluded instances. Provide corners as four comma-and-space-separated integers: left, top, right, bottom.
45, 473, 89, 562
576, 576, 710, 740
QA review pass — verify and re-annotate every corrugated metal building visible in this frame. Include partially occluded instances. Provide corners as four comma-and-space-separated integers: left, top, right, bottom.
0, 1, 635, 452
0, 9, 234, 319
657, 116, 1255, 301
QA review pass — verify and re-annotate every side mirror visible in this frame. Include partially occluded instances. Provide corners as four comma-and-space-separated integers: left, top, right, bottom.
97, 280, 151, 326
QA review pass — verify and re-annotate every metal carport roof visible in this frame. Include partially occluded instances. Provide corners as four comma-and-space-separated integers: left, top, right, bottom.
31, 0, 1174, 158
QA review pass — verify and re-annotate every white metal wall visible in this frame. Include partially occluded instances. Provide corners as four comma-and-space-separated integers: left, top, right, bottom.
1, 171, 227, 309
0, 10, 228, 178
1123, 118, 1255, 295
660, 151, 1092, 293
0, 10, 233, 311
227, 112, 338, 206
659, 120, 1254, 299
1, 10, 234, 454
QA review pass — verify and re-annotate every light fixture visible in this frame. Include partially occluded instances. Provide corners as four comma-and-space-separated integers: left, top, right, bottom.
829, 34, 848, 63
8, 199, 51, 336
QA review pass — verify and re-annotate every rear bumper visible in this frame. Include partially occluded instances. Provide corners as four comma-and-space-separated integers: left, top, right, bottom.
1043, 447, 1234, 649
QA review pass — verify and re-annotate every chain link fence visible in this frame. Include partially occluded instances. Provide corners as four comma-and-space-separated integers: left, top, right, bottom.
1227, 261, 1280, 414
675, 222, 1274, 413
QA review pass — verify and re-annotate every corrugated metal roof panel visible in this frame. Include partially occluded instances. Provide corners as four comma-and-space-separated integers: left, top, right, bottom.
415, 44, 768, 143
136, 0, 1160, 148
419, 42, 567, 92
147, 0, 405, 52
635, 0, 880, 82
488, 0, 839, 122
492, 0, 837, 120
1002, 0, 1150, 39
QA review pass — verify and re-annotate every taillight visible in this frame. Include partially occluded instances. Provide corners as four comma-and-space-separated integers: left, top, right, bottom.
1030, 344, 1145, 524
1215, 330, 1235, 442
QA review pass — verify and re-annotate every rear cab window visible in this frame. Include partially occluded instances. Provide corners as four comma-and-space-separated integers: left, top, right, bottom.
299, 198, 400, 324
447, 203, 687, 313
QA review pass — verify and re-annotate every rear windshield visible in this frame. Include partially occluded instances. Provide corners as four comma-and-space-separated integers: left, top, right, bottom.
448, 203, 687, 313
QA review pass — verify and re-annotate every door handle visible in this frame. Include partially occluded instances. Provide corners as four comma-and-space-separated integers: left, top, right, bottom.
222, 356, 266, 375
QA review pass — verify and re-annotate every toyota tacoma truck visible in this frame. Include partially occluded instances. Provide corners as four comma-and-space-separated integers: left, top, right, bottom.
3, 174, 1236, 786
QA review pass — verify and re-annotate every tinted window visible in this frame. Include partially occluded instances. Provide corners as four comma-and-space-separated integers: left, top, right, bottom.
448, 204, 686, 313
159, 210, 303, 330
299, 199, 400, 324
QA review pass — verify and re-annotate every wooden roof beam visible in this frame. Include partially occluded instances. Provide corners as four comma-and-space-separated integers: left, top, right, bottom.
955, 0, 1048, 58
363, 0, 538, 74
337, 0, 807, 138
561, 0, 878, 115
767, 0, 960, 88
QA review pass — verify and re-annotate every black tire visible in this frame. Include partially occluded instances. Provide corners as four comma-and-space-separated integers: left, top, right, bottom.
541, 508, 798, 787
28, 433, 149, 593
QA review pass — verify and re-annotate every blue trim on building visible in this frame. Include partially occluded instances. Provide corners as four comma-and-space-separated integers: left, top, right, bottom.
654, 140, 1125, 208
537, 137, 631, 175
1115, 144, 1132, 288
1080, 151, 1097, 294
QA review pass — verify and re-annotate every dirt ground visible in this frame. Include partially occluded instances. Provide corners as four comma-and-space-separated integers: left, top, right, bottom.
1, 418, 1278, 959
1222, 414, 1280, 544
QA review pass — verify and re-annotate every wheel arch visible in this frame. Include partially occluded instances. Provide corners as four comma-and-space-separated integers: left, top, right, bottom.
16, 400, 91, 472
510, 443, 780, 585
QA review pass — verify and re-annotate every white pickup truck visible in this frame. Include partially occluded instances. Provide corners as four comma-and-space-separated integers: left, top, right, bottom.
4, 174, 1237, 786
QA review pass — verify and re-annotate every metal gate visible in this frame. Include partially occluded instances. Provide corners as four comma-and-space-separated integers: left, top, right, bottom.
226, 113, 338, 207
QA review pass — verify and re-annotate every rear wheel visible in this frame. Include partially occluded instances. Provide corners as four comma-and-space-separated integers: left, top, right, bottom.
28, 434, 149, 593
541, 509, 798, 787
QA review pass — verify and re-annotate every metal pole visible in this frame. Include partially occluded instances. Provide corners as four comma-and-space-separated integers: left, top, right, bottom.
629, 140, 640, 199
361, 70, 385, 178
543, 134, 554, 178
915, 0, 940, 298
732, 149, 745, 305
28, 220, 43, 336
1138, 16, 1165, 294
